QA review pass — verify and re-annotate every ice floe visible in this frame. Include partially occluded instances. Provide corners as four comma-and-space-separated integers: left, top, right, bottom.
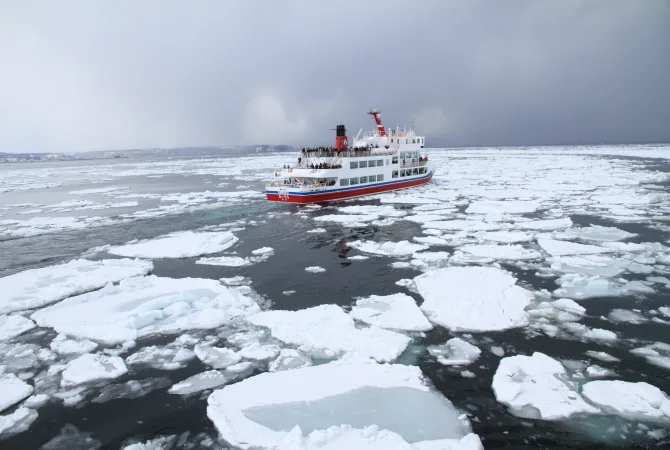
415, 267, 534, 332
207, 362, 482, 449
466, 200, 540, 214
269, 349, 312, 372
349, 294, 433, 332
0, 258, 153, 314
108, 230, 239, 258
492, 352, 600, 420
60, 353, 128, 387
248, 305, 411, 362
194, 344, 242, 369
32, 275, 262, 344
427, 338, 481, 366
0, 374, 34, 413
169, 370, 235, 395
581, 380, 670, 422
346, 240, 429, 257
0, 315, 35, 341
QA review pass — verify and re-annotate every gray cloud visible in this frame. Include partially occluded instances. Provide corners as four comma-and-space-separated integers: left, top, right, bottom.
1, 0, 668, 152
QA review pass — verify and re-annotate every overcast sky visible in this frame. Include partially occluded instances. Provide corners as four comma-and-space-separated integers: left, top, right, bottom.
1, 0, 669, 153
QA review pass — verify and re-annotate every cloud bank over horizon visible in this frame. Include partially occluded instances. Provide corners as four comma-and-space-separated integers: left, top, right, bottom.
1, 0, 669, 153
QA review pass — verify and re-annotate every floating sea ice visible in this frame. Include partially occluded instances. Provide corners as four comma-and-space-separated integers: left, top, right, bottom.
313, 214, 380, 227
60, 353, 128, 387
237, 342, 281, 362
307, 228, 326, 233
107, 230, 239, 258
337, 205, 406, 217
194, 344, 241, 369
581, 380, 670, 422
379, 195, 442, 204
126, 345, 195, 371
0, 374, 34, 413
458, 244, 542, 261
585, 351, 621, 363
169, 370, 235, 395
476, 231, 533, 243
207, 362, 481, 449
346, 240, 429, 257
196, 255, 252, 267
415, 267, 534, 332
466, 200, 540, 214
0, 258, 153, 314
492, 352, 600, 420
537, 238, 612, 257
39, 424, 101, 449
305, 266, 326, 273
427, 338, 481, 366
585, 365, 617, 379
248, 304, 410, 363
0, 314, 35, 341
32, 275, 261, 345
269, 349, 313, 372
607, 309, 648, 324
349, 293, 433, 332
553, 225, 637, 242
92, 377, 171, 403
251, 247, 274, 256
630, 342, 670, 370
516, 217, 573, 231
421, 220, 500, 232
50, 334, 98, 355
0, 407, 38, 436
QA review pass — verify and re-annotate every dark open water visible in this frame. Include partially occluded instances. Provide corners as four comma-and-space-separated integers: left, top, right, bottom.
0, 153, 669, 449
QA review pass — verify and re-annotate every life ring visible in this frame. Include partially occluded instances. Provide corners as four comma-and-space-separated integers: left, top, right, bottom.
288, 168, 293, 172
310, 169, 317, 173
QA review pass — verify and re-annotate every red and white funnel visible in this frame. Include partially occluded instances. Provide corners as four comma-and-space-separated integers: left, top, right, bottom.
335, 124, 348, 151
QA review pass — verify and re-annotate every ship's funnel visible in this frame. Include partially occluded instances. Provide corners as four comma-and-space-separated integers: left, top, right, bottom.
335, 124, 348, 151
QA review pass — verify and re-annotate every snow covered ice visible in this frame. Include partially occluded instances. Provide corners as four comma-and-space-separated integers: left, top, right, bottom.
207, 362, 482, 449
492, 352, 600, 420
415, 267, 534, 332
248, 305, 411, 362
349, 293, 433, 332
31, 275, 262, 344
0, 258, 153, 314
108, 230, 239, 258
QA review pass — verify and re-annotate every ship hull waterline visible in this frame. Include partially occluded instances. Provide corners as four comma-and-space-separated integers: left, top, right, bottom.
266, 172, 433, 204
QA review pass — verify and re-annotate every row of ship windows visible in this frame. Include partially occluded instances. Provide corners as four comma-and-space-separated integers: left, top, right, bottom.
339, 167, 428, 186
340, 174, 384, 186
393, 167, 427, 177
350, 159, 390, 169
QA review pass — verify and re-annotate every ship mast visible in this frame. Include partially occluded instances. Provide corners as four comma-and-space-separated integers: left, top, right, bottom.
367, 109, 387, 137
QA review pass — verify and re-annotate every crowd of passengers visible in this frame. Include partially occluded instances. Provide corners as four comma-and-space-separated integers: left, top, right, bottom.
282, 160, 342, 170
300, 145, 384, 157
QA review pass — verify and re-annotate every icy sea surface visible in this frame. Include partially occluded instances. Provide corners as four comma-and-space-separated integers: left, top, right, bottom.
1, 145, 670, 449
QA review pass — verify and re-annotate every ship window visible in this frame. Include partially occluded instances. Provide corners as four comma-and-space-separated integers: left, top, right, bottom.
377, 174, 384, 181
392, 170, 398, 178
359, 160, 368, 168
413, 168, 418, 175
350, 161, 358, 169
360, 176, 368, 183
368, 160, 376, 167
340, 178, 349, 186
350, 177, 358, 185
386, 159, 389, 165
377, 159, 383, 166
392, 156, 398, 164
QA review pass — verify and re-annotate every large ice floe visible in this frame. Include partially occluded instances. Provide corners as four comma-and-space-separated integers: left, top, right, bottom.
349, 294, 433, 332
31, 275, 261, 344
248, 305, 411, 362
207, 362, 483, 449
414, 267, 534, 332
107, 230, 239, 258
0, 258, 153, 314
492, 352, 600, 420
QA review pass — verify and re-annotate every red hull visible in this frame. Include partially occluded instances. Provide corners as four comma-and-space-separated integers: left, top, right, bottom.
266, 174, 433, 203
